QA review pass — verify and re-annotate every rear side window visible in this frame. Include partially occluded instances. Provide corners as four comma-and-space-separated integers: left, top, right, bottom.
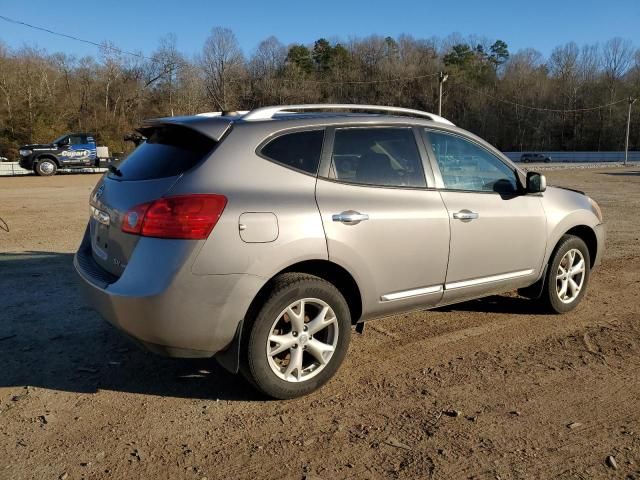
330, 127, 426, 187
260, 130, 324, 175
113, 125, 216, 181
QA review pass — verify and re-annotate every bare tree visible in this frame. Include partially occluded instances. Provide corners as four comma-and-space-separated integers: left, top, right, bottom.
549, 42, 579, 81
603, 37, 633, 82
173, 63, 207, 115
601, 37, 634, 128
147, 34, 184, 116
248, 36, 287, 105
200, 27, 244, 110
578, 44, 600, 83
251, 36, 286, 78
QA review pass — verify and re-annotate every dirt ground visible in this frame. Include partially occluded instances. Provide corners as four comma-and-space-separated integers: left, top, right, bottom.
1, 167, 639, 480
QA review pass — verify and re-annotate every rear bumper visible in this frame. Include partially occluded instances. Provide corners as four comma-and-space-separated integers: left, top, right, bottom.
74, 227, 265, 357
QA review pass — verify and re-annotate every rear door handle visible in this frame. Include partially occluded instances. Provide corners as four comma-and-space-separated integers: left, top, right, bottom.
332, 211, 369, 224
452, 210, 479, 221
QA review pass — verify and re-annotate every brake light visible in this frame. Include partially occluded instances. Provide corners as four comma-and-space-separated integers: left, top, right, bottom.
121, 194, 227, 239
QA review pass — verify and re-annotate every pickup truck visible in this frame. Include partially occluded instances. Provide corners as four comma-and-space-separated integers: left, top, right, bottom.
18, 133, 117, 176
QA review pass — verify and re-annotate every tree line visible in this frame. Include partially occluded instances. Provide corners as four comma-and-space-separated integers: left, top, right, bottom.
0, 28, 638, 158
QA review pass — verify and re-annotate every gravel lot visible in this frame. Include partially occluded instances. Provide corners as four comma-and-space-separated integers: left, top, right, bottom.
1, 167, 639, 479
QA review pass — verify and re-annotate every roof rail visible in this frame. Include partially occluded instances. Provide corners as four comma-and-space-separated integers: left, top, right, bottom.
196, 110, 249, 117
241, 104, 455, 126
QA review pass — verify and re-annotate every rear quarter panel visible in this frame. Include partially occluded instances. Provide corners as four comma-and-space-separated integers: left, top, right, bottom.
170, 123, 329, 279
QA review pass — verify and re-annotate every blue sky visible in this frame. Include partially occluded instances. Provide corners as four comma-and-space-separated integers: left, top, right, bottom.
1, 0, 638, 59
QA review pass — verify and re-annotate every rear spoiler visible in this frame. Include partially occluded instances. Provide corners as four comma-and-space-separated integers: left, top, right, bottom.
137, 115, 233, 143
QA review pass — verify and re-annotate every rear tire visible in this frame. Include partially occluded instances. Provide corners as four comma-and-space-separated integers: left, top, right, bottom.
241, 273, 351, 399
541, 235, 590, 314
34, 158, 57, 176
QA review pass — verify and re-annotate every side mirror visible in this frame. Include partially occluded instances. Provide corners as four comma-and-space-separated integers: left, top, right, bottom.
526, 171, 546, 193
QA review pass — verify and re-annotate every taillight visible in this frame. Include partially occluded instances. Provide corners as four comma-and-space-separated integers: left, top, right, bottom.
121, 203, 151, 234
121, 194, 227, 240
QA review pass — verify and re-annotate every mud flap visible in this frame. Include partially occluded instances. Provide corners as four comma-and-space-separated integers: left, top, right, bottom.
215, 321, 243, 374
518, 264, 548, 300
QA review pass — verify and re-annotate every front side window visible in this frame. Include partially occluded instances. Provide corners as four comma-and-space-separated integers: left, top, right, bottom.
69, 135, 86, 145
260, 130, 324, 175
425, 130, 518, 193
331, 127, 426, 187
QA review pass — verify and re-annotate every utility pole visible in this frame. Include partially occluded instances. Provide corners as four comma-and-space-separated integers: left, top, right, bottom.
438, 72, 448, 117
625, 97, 637, 166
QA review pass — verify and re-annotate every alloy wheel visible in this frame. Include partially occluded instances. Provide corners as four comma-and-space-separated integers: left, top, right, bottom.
556, 248, 586, 304
266, 298, 339, 382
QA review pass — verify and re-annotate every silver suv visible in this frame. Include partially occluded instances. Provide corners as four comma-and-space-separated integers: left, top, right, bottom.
75, 104, 605, 399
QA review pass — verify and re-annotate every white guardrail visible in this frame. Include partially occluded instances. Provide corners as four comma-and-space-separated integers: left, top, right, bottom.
0, 162, 107, 176
504, 151, 640, 162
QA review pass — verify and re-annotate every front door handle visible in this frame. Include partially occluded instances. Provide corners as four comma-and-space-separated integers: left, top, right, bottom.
332, 210, 369, 225
452, 210, 479, 221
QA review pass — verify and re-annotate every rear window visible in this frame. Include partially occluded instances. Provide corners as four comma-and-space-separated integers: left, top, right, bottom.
112, 125, 217, 181
259, 130, 324, 175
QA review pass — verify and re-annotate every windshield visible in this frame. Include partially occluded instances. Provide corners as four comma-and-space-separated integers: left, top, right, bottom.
51, 135, 68, 144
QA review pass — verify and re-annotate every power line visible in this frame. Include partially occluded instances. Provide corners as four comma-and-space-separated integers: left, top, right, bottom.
0, 14, 160, 63
457, 82, 628, 113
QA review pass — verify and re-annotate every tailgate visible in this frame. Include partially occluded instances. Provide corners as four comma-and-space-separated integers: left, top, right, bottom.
89, 176, 180, 277
87, 122, 224, 277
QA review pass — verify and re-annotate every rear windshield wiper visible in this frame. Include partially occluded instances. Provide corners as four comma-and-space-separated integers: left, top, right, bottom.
108, 164, 123, 177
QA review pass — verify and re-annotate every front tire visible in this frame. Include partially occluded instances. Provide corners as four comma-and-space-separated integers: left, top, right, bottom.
34, 158, 57, 176
242, 273, 351, 399
541, 235, 590, 313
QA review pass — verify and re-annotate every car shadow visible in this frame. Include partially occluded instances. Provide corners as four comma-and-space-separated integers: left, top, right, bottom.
1, 251, 547, 400
434, 294, 548, 315
0, 251, 260, 401
599, 171, 640, 177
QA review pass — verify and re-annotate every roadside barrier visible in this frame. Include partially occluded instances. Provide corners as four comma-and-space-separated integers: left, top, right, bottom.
503, 151, 640, 163
0, 162, 107, 176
